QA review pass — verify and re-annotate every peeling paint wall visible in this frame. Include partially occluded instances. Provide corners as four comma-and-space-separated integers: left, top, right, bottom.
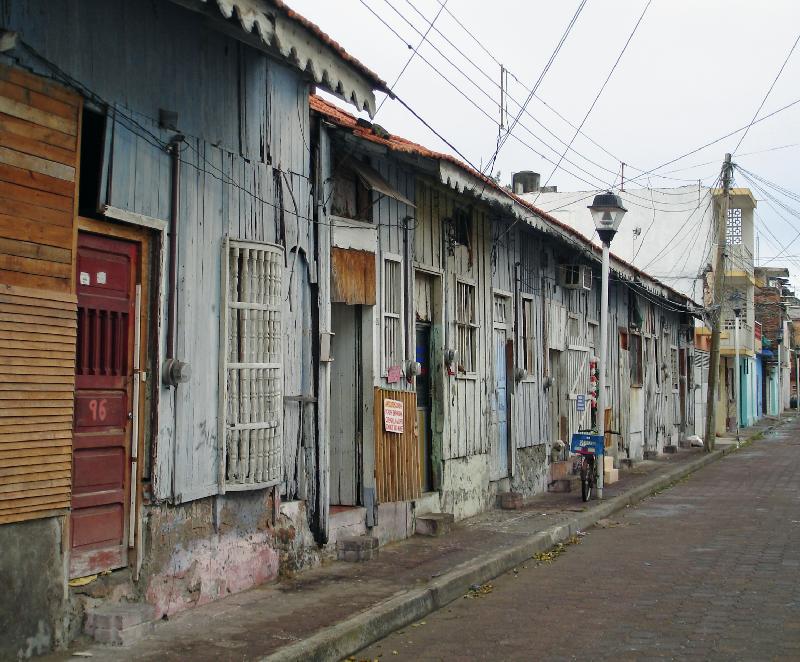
511, 444, 549, 496
439, 455, 492, 520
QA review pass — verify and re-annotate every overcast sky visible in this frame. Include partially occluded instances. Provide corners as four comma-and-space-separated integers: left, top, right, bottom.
291, 0, 800, 286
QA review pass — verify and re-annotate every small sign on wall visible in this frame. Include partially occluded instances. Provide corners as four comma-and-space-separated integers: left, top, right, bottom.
384, 398, 404, 434
387, 365, 403, 384
576, 394, 586, 412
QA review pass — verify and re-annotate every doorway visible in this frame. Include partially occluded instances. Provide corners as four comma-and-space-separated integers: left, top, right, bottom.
491, 326, 511, 480
415, 323, 433, 491
71, 233, 138, 578
330, 303, 362, 505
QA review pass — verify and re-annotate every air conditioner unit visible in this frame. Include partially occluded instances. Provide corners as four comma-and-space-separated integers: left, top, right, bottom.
559, 264, 592, 291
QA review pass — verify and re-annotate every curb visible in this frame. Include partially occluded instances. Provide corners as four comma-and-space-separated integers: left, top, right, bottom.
264, 424, 784, 662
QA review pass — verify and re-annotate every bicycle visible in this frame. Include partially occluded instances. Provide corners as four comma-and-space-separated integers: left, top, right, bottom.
576, 449, 597, 502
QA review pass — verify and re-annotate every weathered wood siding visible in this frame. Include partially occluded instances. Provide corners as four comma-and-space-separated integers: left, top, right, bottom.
3, 0, 319, 505
0, 64, 80, 524
373, 388, 419, 502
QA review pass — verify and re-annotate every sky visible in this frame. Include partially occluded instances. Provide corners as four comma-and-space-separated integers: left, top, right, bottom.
289, 0, 800, 288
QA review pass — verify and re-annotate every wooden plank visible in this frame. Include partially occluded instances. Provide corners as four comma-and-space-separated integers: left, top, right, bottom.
0, 310, 76, 326
0, 400, 73, 411
0, 196, 72, 227
0, 283, 76, 304
0, 254, 71, 279
0, 214, 72, 249
0, 269, 70, 293
0, 178, 72, 212
0, 64, 80, 108
0, 96, 76, 137
0, 356, 74, 368
0, 507, 67, 525
0, 440, 71, 453
0, 429, 72, 443
0, 380, 74, 391
0, 492, 70, 512
0, 406, 73, 417
0, 413, 73, 425
0, 161, 74, 197
0, 238, 72, 265
0, 112, 76, 150
0, 444, 72, 460
0, 302, 75, 319
0, 321, 76, 337
0, 80, 78, 121
0, 483, 71, 501
0, 363, 75, 376
0, 133, 77, 169
0, 462, 70, 479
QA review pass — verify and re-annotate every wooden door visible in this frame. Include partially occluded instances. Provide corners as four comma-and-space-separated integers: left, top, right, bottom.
490, 327, 510, 480
70, 233, 137, 577
415, 323, 432, 491
329, 303, 361, 505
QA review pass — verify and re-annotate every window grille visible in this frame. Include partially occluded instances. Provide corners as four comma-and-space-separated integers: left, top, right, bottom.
522, 297, 535, 374
726, 208, 742, 245
629, 333, 643, 386
456, 281, 478, 373
220, 239, 283, 490
383, 257, 402, 370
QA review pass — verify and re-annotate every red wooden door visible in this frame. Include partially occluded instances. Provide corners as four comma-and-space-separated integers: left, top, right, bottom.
71, 233, 138, 578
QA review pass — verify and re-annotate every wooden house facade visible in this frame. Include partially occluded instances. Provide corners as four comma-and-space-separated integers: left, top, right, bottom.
0, 0, 387, 656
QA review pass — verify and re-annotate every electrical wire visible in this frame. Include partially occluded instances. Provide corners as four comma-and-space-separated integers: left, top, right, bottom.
532, 0, 653, 205
732, 31, 800, 155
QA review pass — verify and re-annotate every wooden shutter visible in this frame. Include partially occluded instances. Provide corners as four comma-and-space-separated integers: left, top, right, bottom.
0, 64, 80, 524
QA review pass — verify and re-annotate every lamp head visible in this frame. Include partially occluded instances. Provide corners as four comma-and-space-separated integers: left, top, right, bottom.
588, 191, 627, 244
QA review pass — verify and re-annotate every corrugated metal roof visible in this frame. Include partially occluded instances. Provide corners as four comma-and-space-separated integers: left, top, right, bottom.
192, 0, 388, 116
310, 95, 699, 309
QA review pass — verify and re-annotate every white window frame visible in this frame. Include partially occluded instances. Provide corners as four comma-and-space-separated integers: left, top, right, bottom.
218, 237, 284, 492
520, 293, 536, 381
382, 253, 404, 375
456, 278, 479, 377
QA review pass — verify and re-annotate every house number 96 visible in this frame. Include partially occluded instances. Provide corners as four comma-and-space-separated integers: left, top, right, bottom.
88, 398, 108, 422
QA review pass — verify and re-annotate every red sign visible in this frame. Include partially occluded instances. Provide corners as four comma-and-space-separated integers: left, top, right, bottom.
387, 365, 403, 383
384, 398, 404, 434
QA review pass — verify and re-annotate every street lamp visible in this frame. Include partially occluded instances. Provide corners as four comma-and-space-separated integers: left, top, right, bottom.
588, 192, 627, 499
733, 307, 741, 440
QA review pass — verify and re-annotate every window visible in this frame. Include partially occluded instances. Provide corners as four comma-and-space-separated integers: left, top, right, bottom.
332, 163, 372, 222
588, 321, 599, 350
383, 257, 402, 371
220, 239, 283, 489
494, 294, 509, 325
448, 208, 472, 249
726, 208, 742, 245
652, 338, 660, 387
456, 281, 478, 373
522, 297, 535, 375
630, 333, 643, 386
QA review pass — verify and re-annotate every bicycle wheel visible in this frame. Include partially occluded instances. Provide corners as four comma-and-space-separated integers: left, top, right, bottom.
580, 464, 591, 502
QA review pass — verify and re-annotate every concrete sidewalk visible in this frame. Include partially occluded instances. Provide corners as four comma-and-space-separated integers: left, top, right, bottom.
50, 417, 785, 662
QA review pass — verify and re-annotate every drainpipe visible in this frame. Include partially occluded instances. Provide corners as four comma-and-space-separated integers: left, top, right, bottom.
163, 134, 191, 388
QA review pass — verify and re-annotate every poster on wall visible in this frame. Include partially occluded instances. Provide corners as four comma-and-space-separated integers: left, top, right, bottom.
384, 398, 404, 433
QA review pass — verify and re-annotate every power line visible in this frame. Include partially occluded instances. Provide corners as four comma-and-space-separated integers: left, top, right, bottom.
732, 31, 800, 155
481, 0, 588, 178
532, 0, 653, 204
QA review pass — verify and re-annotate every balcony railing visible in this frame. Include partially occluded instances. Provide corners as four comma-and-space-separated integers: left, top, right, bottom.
720, 320, 754, 352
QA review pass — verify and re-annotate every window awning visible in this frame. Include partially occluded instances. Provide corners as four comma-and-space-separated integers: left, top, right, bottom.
349, 161, 416, 208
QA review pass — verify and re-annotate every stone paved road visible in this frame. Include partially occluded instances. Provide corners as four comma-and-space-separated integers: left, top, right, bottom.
358, 420, 800, 662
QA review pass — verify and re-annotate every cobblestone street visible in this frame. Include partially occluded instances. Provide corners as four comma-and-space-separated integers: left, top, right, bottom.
358, 419, 800, 661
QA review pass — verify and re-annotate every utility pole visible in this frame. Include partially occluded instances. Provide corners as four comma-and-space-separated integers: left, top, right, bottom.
704, 153, 733, 453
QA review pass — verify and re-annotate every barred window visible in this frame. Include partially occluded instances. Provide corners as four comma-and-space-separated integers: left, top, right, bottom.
671, 347, 680, 391
220, 239, 283, 489
726, 208, 742, 245
383, 257, 402, 371
522, 297, 535, 375
456, 281, 478, 374
630, 333, 643, 386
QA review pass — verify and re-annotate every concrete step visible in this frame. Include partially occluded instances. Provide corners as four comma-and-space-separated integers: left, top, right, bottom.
415, 512, 454, 537
619, 458, 637, 469
85, 603, 155, 646
549, 459, 573, 482
329, 506, 367, 544
548, 475, 580, 493
337, 535, 379, 562
603, 468, 619, 485
663, 445, 678, 454
643, 450, 660, 460
497, 491, 524, 510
